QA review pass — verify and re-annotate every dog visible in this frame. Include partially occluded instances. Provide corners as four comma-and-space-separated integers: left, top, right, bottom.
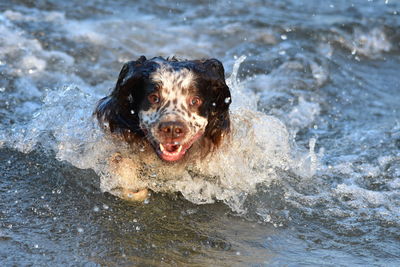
95, 56, 232, 201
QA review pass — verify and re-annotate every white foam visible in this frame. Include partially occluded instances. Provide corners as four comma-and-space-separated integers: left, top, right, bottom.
334, 27, 392, 58
0, 11, 77, 78
287, 97, 320, 132
237, 56, 326, 136
171, 109, 293, 211
4, 9, 65, 23
21, 55, 47, 73
334, 183, 388, 208
227, 55, 259, 111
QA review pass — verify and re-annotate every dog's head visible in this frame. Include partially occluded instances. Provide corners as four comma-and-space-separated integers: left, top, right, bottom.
95, 56, 231, 162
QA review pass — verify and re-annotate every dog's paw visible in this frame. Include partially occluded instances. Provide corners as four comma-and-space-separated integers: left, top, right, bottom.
112, 188, 150, 202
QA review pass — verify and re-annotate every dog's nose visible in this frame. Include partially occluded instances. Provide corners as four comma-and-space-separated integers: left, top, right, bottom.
158, 121, 188, 140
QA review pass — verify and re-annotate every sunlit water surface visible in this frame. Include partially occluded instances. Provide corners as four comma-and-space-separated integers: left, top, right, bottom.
1, 0, 400, 265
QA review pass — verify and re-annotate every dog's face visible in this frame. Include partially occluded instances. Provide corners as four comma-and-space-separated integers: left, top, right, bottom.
95, 56, 231, 162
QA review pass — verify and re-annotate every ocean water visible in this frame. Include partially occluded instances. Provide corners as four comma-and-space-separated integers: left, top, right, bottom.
1, 0, 399, 265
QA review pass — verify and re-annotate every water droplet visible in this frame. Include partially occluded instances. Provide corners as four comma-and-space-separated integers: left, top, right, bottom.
0, 87, 5, 92
224, 97, 231, 104
77, 227, 84, 233
280, 34, 287, 40
102, 204, 109, 210
34, 244, 39, 249
212, 102, 216, 107
130, 110, 135, 115
128, 94, 133, 103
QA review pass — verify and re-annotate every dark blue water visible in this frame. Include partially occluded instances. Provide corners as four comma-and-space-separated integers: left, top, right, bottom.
1, 0, 400, 265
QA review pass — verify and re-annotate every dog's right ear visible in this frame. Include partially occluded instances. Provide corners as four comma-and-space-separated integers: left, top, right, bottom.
113, 55, 148, 101
95, 56, 151, 137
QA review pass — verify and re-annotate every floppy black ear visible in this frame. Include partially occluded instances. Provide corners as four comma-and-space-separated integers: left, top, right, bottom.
95, 56, 150, 138
202, 59, 231, 147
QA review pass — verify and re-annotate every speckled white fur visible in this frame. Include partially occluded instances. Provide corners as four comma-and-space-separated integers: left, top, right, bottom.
139, 63, 208, 144
151, 64, 195, 91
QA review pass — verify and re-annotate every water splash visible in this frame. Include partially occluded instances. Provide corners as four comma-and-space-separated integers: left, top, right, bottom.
1, 56, 318, 213
334, 27, 392, 58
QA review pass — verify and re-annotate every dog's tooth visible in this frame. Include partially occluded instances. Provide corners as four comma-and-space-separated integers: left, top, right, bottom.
159, 144, 165, 152
177, 145, 183, 153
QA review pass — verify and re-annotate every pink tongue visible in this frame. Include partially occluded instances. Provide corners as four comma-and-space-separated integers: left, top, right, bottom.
159, 146, 185, 162
164, 144, 179, 153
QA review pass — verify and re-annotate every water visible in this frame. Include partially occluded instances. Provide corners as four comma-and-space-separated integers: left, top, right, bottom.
1, 0, 400, 265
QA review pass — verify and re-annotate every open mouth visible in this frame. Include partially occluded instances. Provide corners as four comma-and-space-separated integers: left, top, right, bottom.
153, 132, 204, 162
157, 143, 187, 162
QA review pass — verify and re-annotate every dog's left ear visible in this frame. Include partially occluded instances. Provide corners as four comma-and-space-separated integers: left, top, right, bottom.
202, 59, 232, 147
95, 56, 152, 136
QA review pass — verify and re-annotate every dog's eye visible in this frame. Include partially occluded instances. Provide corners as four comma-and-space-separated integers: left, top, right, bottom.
148, 93, 160, 104
189, 96, 202, 107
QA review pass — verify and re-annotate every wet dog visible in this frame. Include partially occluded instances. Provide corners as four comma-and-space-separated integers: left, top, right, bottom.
95, 56, 231, 200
